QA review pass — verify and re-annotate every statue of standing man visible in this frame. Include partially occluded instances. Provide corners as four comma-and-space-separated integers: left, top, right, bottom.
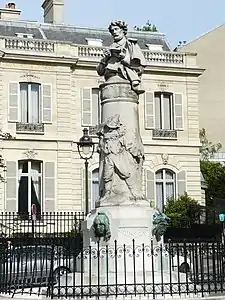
96, 21, 147, 207
97, 20, 146, 94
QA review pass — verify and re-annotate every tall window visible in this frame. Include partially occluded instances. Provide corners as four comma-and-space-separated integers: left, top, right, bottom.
155, 169, 176, 211
91, 168, 99, 209
155, 92, 173, 130
20, 83, 41, 123
18, 160, 42, 216
81, 88, 100, 127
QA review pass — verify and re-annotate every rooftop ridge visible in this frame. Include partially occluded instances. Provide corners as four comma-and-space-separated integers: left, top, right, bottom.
0, 19, 166, 39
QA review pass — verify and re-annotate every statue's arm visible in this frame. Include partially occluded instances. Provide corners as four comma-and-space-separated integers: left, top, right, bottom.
97, 61, 106, 76
97, 48, 111, 76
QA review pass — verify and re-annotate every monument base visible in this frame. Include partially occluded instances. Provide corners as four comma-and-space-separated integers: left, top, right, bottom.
82, 203, 157, 249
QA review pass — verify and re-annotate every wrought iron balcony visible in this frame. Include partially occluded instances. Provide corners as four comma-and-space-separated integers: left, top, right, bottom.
16, 123, 44, 133
152, 129, 177, 139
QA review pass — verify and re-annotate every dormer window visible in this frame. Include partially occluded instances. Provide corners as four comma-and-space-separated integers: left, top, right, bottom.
146, 44, 163, 51
15, 33, 34, 39
86, 38, 103, 47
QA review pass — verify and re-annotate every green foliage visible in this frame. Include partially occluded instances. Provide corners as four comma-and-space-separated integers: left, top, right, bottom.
164, 193, 201, 227
134, 21, 158, 32
200, 128, 222, 161
200, 160, 225, 206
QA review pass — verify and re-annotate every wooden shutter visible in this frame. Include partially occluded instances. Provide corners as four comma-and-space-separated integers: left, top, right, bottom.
92, 88, 100, 126
44, 162, 55, 212
177, 170, 186, 196
81, 88, 92, 126
6, 161, 17, 212
174, 93, 183, 130
144, 91, 155, 129
82, 168, 92, 212
42, 84, 52, 123
8, 82, 19, 122
146, 169, 155, 206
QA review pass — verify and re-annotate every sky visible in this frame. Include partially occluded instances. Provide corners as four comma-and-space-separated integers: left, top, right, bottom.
6, 0, 225, 48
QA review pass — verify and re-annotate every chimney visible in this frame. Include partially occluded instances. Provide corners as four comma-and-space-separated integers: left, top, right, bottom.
0, 2, 21, 20
42, 0, 64, 24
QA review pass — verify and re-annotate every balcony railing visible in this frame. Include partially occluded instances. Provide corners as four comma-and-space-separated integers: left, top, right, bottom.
5, 38, 55, 52
142, 50, 184, 64
16, 123, 44, 133
152, 129, 177, 139
4, 38, 185, 65
78, 45, 104, 58
77, 45, 185, 65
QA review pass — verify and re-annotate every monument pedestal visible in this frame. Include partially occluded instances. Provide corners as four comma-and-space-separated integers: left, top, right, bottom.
76, 204, 162, 275
83, 203, 157, 248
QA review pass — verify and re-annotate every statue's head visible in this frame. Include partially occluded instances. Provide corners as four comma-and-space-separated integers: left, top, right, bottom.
93, 211, 111, 242
108, 20, 128, 42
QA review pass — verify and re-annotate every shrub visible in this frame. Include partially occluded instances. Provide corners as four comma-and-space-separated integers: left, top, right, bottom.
164, 193, 202, 227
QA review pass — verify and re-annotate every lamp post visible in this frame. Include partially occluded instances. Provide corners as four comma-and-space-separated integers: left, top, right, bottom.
219, 213, 225, 244
77, 128, 95, 216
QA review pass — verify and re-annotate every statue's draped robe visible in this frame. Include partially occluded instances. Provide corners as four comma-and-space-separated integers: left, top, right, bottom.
97, 37, 146, 87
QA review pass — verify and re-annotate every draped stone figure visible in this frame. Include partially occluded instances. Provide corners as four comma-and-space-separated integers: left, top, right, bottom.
96, 20, 147, 206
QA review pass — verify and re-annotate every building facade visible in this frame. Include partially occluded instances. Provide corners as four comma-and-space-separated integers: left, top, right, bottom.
181, 25, 225, 162
0, 1, 204, 215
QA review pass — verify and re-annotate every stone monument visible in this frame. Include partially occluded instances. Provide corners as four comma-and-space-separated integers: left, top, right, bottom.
51, 21, 190, 297
82, 20, 156, 250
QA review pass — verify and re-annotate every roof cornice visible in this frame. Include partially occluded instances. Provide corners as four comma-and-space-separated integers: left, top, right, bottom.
0, 51, 204, 76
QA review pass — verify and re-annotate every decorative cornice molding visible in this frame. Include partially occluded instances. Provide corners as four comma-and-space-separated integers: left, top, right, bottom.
0, 50, 5, 58
2, 52, 79, 66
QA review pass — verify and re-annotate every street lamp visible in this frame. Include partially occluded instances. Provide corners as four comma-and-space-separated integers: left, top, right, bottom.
77, 128, 95, 216
219, 213, 225, 244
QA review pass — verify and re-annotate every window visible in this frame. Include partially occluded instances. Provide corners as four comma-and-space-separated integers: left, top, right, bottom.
91, 168, 99, 209
86, 38, 103, 47
144, 91, 183, 131
18, 160, 42, 216
155, 169, 176, 211
155, 92, 173, 130
81, 88, 100, 127
8, 82, 52, 124
146, 44, 163, 51
20, 83, 41, 123
15, 33, 34, 39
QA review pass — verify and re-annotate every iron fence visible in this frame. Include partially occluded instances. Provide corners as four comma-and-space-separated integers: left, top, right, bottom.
0, 212, 85, 238
0, 239, 224, 298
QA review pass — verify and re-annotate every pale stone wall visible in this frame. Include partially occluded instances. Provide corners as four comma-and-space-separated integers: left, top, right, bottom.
0, 39, 203, 212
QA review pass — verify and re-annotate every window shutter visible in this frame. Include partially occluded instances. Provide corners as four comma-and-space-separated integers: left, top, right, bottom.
44, 162, 55, 212
144, 91, 155, 129
92, 88, 100, 126
174, 93, 183, 130
6, 161, 17, 212
81, 88, 92, 126
42, 84, 52, 123
177, 170, 186, 196
8, 82, 19, 122
146, 169, 155, 206
82, 168, 92, 213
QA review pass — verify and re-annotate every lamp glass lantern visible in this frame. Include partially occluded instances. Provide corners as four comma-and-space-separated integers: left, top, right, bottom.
77, 128, 95, 160
77, 128, 95, 216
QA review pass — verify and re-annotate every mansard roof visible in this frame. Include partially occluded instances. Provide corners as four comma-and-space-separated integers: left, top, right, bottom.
0, 20, 171, 51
